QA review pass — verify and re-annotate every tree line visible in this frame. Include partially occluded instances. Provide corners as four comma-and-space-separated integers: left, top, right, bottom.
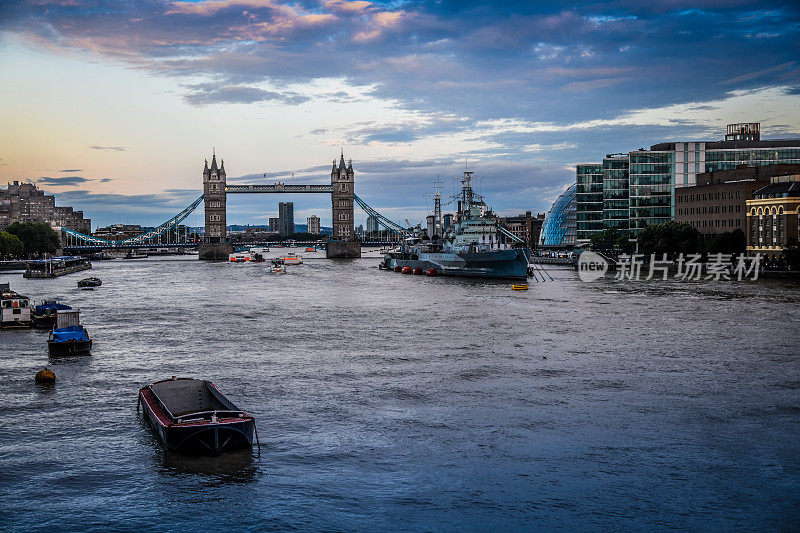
0, 222, 61, 259
588, 221, 800, 269
589, 222, 747, 257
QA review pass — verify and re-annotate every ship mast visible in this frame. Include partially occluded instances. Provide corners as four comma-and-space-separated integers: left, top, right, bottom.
434, 179, 442, 237
461, 171, 475, 218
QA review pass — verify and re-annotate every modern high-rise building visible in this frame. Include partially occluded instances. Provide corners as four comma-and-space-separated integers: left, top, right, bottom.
443, 213, 454, 230
602, 155, 629, 232
278, 202, 294, 237
576, 123, 800, 240
576, 164, 603, 241
366, 215, 378, 233
268, 217, 279, 232
306, 215, 321, 235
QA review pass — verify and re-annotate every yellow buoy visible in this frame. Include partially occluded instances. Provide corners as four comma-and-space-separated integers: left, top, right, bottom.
511, 284, 529, 291
35, 368, 56, 384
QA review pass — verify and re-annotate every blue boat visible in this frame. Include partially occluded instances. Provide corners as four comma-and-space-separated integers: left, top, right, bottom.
33, 301, 72, 328
380, 171, 530, 280
48, 309, 91, 355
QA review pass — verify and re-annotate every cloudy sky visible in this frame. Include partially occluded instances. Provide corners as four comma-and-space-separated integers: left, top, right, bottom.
1, 0, 799, 229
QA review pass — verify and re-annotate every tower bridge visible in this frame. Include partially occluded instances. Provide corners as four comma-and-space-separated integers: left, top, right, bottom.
61, 152, 410, 256
200, 151, 360, 259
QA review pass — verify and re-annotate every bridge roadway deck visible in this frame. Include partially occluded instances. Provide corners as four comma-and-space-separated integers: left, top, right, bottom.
63, 241, 397, 252
225, 184, 333, 193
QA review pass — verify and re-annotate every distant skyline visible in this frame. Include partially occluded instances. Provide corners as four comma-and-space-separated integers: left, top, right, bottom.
1, 0, 799, 228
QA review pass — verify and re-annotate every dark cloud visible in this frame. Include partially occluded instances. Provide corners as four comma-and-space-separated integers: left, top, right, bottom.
89, 145, 126, 151
2, 1, 799, 226
2, 0, 797, 129
183, 83, 309, 106
99, 178, 113, 183
59, 169, 83, 172
37, 175, 92, 186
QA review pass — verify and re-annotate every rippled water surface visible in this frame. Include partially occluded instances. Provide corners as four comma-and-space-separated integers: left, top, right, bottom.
2, 252, 799, 530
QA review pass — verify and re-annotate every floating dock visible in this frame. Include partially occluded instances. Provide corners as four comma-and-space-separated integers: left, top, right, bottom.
24, 256, 92, 279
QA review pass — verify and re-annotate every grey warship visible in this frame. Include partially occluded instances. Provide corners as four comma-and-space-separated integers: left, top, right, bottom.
380, 171, 529, 280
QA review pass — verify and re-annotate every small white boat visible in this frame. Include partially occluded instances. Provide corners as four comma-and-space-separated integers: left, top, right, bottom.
269, 259, 286, 274
228, 253, 250, 263
280, 253, 303, 265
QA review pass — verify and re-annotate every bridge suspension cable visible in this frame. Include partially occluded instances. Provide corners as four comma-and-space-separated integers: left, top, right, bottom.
353, 195, 410, 238
496, 224, 525, 244
61, 195, 205, 247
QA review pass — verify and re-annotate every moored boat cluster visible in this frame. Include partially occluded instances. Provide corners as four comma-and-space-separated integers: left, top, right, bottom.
1, 281, 93, 355
4, 279, 257, 457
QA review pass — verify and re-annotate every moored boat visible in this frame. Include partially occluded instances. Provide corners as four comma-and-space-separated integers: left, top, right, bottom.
138, 377, 256, 455
281, 253, 303, 265
48, 309, 91, 355
1, 283, 32, 328
33, 301, 72, 328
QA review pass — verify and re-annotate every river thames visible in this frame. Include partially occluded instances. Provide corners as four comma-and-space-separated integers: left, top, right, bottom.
2, 251, 799, 530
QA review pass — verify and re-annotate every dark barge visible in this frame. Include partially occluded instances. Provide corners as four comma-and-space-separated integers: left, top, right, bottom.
138, 378, 256, 455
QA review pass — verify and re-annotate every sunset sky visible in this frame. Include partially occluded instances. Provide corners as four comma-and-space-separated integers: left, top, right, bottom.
1, 0, 799, 228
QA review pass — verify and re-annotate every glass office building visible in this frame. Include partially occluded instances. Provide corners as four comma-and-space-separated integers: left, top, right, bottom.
602, 155, 629, 231
539, 184, 577, 247
629, 150, 674, 232
576, 164, 603, 241
575, 123, 800, 238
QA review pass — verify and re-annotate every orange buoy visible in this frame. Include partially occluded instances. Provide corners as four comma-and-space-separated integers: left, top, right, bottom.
35, 368, 55, 384
412, 267, 424, 275
426, 268, 438, 276
401, 266, 412, 274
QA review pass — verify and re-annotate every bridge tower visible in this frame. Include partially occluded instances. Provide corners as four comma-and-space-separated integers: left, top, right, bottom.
327, 151, 361, 258
199, 152, 234, 260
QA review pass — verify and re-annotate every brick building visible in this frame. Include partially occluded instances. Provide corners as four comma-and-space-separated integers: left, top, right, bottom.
746, 173, 800, 258
501, 211, 546, 246
675, 164, 800, 234
0, 181, 91, 234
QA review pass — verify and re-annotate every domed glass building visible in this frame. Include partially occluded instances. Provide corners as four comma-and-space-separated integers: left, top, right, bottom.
539, 184, 577, 247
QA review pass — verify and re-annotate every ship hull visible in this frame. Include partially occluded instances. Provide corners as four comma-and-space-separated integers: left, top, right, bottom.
383, 249, 528, 280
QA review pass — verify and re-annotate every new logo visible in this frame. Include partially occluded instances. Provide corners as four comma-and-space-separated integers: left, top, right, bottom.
578, 251, 608, 282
